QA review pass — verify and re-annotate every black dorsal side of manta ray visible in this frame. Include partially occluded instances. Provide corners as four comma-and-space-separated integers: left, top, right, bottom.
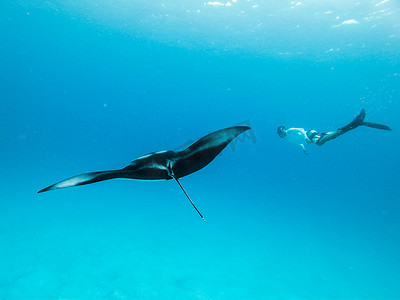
38, 126, 251, 220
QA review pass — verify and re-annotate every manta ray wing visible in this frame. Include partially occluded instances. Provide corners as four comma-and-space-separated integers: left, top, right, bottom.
171, 126, 250, 178
37, 170, 125, 193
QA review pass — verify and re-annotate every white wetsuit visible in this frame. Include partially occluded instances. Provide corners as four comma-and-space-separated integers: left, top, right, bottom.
285, 128, 313, 153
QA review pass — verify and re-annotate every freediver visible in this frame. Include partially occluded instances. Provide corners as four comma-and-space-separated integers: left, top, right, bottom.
277, 109, 391, 154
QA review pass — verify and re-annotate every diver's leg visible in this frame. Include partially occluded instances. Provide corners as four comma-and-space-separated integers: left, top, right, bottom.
316, 109, 366, 146
315, 131, 342, 146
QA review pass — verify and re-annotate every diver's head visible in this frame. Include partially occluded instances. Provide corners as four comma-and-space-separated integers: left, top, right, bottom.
277, 126, 287, 138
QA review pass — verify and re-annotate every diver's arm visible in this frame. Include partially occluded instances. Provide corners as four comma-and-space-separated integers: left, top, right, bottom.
300, 144, 308, 155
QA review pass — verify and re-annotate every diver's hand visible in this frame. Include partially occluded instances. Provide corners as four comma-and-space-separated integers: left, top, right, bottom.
300, 144, 308, 155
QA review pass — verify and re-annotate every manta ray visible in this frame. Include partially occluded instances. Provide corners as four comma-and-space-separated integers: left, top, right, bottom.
38, 126, 250, 220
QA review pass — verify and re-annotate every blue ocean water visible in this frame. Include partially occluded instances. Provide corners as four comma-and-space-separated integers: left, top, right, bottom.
1, 0, 400, 299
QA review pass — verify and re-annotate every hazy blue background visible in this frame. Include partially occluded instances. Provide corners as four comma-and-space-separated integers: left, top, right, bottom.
1, 0, 399, 299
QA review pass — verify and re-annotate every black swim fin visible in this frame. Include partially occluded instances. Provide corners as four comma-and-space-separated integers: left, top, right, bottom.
362, 122, 392, 131
339, 109, 366, 133
339, 108, 391, 132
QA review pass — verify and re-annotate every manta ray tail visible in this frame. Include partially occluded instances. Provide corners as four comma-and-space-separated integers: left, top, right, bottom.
38, 171, 121, 193
172, 176, 205, 221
